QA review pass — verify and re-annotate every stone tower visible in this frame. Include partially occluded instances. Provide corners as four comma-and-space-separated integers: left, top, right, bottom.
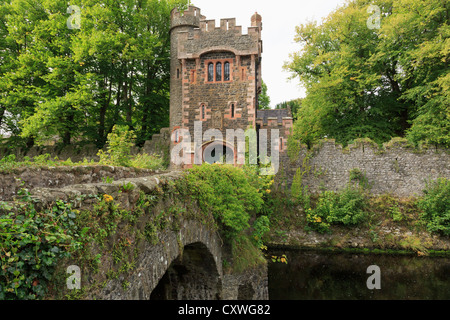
169, 6, 291, 168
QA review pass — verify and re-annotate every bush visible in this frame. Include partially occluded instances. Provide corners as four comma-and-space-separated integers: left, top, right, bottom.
307, 186, 368, 233
418, 178, 450, 236
177, 164, 266, 241
98, 125, 136, 167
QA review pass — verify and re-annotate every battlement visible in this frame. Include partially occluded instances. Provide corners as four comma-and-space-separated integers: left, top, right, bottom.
198, 18, 260, 35
171, 6, 204, 30
171, 7, 262, 59
171, 5, 203, 19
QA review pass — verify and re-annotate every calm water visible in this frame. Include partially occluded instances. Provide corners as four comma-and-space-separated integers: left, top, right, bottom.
268, 249, 450, 300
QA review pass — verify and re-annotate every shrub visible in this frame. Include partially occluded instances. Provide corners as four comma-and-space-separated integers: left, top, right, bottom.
177, 164, 265, 241
307, 186, 368, 233
418, 178, 450, 236
98, 125, 136, 167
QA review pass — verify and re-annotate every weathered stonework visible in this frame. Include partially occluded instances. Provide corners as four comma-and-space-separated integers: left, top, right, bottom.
22, 171, 268, 300
0, 166, 159, 201
283, 139, 450, 197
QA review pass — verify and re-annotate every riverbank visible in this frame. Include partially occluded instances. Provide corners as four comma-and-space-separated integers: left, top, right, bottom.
265, 193, 450, 256
266, 225, 450, 255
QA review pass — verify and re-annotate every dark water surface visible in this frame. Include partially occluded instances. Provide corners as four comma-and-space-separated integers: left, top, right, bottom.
268, 249, 450, 300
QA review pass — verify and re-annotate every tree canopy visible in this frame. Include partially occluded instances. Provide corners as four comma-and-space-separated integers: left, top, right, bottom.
284, 0, 449, 148
0, 0, 189, 149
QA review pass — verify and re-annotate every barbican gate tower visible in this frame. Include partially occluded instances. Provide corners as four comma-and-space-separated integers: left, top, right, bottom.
169, 6, 292, 167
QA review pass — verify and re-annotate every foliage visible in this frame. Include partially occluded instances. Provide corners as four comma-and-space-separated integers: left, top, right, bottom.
97, 125, 136, 167
130, 153, 165, 171
0, 189, 81, 300
0, 154, 94, 172
95, 124, 166, 170
290, 167, 311, 209
177, 164, 266, 240
417, 178, 450, 236
275, 98, 302, 121
271, 254, 288, 264
0, 0, 190, 149
258, 80, 271, 110
252, 215, 270, 249
348, 168, 370, 190
306, 186, 368, 234
285, 0, 450, 148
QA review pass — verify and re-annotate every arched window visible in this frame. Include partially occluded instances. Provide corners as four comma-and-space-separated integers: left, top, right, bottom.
224, 62, 230, 81
216, 62, 222, 82
231, 103, 235, 118
208, 63, 214, 82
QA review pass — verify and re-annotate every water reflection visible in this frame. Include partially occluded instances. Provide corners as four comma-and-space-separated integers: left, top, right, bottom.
268, 249, 450, 300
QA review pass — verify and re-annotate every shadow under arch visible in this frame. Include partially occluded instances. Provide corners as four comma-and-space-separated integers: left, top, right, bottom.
199, 140, 236, 165
150, 242, 222, 300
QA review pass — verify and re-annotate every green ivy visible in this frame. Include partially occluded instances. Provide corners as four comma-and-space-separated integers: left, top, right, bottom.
0, 190, 82, 300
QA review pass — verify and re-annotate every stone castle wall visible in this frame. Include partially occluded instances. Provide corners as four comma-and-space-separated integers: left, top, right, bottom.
281, 139, 450, 197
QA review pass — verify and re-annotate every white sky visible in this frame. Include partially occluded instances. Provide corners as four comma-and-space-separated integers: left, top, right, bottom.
190, 0, 347, 108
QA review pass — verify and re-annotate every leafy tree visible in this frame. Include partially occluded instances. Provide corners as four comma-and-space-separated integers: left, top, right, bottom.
258, 79, 271, 110
0, 0, 189, 149
285, 0, 449, 148
275, 98, 302, 120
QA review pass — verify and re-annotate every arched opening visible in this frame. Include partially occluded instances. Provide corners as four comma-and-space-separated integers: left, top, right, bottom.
208, 63, 214, 82
215, 62, 222, 82
150, 243, 221, 300
203, 142, 235, 165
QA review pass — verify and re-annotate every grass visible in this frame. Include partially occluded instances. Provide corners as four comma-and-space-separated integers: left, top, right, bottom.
0, 153, 167, 172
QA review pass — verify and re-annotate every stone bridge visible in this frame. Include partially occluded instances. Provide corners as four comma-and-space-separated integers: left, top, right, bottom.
1, 167, 268, 300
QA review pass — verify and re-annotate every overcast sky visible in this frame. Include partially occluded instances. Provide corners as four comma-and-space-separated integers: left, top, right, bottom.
190, 0, 347, 108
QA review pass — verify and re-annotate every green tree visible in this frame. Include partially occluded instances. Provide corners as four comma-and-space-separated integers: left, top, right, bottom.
0, 0, 189, 149
258, 80, 271, 110
275, 98, 302, 120
285, 0, 449, 148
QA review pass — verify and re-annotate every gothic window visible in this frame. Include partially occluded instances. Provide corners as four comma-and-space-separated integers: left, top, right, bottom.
224, 62, 230, 81
208, 63, 214, 82
216, 62, 222, 82
206, 60, 232, 83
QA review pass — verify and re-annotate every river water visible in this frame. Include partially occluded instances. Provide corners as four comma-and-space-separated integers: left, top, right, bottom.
268, 249, 450, 300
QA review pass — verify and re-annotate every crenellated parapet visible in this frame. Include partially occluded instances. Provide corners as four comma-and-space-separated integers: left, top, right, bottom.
173, 9, 262, 60
170, 6, 204, 30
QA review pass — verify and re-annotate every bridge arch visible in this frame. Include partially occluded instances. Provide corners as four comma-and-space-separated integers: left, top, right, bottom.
150, 242, 221, 300
98, 219, 224, 300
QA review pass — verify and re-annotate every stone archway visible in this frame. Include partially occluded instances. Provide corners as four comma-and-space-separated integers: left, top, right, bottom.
150, 242, 222, 300
201, 141, 235, 165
